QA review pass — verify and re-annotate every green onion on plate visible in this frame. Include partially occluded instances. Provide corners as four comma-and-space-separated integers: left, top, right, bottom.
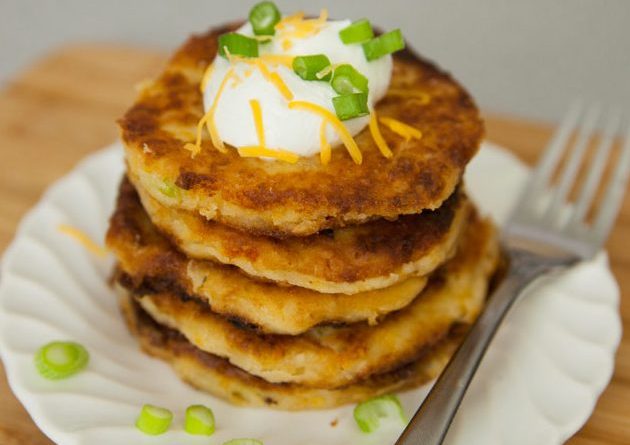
339, 19, 374, 44
185, 404, 215, 436
218, 33, 259, 58
353, 394, 407, 433
332, 93, 369, 121
331, 64, 369, 94
249, 1, 281, 36
135, 404, 173, 435
293, 54, 332, 81
34, 341, 89, 380
362, 29, 405, 61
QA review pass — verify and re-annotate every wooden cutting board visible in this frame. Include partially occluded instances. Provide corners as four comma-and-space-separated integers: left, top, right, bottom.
0, 45, 628, 445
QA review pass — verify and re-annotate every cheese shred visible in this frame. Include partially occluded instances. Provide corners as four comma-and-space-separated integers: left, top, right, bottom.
58, 225, 108, 258
288, 100, 362, 164
369, 112, 393, 158
319, 121, 331, 165
255, 60, 293, 100
184, 67, 234, 157
379, 117, 422, 141
249, 99, 266, 147
238, 146, 299, 163
386, 88, 431, 105
200, 63, 214, 93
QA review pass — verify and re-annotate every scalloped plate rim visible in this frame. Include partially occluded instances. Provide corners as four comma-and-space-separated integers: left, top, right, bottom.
0, 140, 622, 445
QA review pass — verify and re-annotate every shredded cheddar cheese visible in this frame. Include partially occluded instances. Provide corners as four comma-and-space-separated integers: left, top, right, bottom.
319, 121, 331, 165
255, 60, 293, 100
259, 54, 295, 68
184, 67, 235, 156
386, 88, 431, 105
249, 99, 266, 147
227, 53, 295, 69
282, 39, 293, 50
58, 224, 108, 258
269, 72, 293, 100
238, 146, 299, 163
289, 100, 362, 164
200, 63, 214, 92
275, 11, 306, 30
275, 9, 328, 42
379, 117, 422, 141
229, 71, 244, 88
369, 112, 393, 158
317, 8, 329, 23
240, 99, 299, 164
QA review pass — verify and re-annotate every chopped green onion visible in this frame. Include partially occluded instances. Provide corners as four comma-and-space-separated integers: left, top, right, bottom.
332, 93, 369, 121
34, 341, 89, 380
354, 395, 407, 433
339, 19, 374, 44
185, 404, 215, 436
223, 440, 263, 445
218, 33, 259, 58
249, 1, 281, 36
331, 64, 369, 94
362, 29, 405, 61
159, 180, 180, 199
292, 54, 332, 81
135, 404, 173, 435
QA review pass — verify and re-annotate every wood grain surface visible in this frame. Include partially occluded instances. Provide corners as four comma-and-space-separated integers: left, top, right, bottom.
0, 45, 628, 445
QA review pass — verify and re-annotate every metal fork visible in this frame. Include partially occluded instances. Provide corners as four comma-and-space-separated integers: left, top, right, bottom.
395, 103, 630, 445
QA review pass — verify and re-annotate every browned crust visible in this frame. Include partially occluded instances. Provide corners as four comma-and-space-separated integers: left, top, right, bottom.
112, 209, 500, 389
120, 291, 465, 410
119, 23, 483, 236
108, 177, 464, 334
110, 176, 466, 290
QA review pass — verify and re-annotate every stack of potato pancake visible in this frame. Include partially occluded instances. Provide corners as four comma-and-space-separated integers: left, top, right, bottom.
108, 24, 498, 410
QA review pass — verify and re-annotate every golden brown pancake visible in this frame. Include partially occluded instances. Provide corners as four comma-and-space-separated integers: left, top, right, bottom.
107, 178, 438, 334
123, 213, 499, 389
123, 174, 470, 294
120, 292, 463, 410
119, 23, 483, 237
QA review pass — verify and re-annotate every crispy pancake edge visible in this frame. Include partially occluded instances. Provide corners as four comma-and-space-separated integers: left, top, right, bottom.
119, 291, 463, 410
107, 178, 466, 334
122, 213, 499, 389
119, 174, 470, 293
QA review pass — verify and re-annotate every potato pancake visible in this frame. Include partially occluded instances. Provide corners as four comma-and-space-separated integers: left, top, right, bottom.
121, 212, 498, 389
119, 23, 483, 236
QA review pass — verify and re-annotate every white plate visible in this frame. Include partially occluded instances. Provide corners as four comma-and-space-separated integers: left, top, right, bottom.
0, 141, 621, 445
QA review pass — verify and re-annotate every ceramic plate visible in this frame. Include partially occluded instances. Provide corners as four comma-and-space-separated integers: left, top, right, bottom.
0, 141, 621, 445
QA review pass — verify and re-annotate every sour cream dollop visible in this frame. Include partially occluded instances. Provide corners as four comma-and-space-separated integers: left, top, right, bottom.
203, 19, 393, 158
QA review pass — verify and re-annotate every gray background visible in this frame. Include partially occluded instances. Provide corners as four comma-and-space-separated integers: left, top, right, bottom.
1, 0, 629, 122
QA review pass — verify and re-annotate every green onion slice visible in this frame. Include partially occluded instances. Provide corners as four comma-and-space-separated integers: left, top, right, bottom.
331, 64, 369, 94
218, 33, 259, 58
292, 54, 332, 81
353, 395, 407, 433
185, 404, 215, 436
249, 1, 281, 36
135, 404, 173, 435
362, 29, 405, 61
158, 179, 180, 199
34, 341, 89, 380
332, 93, 369, 121
223, 440, 263, 445
339, 19, 374, 44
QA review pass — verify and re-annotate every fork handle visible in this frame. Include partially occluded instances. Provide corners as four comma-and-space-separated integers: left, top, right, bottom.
395, 248, 576, 445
